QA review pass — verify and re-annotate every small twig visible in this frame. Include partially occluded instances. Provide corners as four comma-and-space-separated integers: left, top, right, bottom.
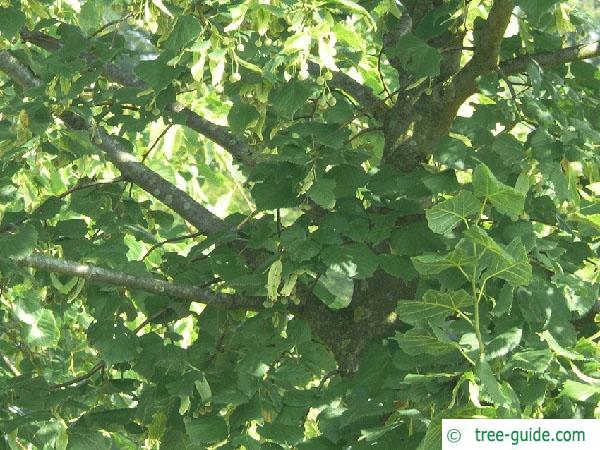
497, 66, 523, 124
276, 209, 282, 239
236, 209, 259, 230
329, 88, 360, 109
318, 369, 340, 390
141, 124, 173, 163
1, 353, 20, 376
441, 46, 476, 53
133, 308, 169, 334
377, 47, 393, 102
89, 12, 133, 39
59, 177, 125, 199
52, 361, 106, 389
0, 178, 125, 234
141, 231, 203, 261
129, 124, 173, 196
344, 127, 384, 145
301, 368, 341, 426
96, 101, 140, 111
497, 67, 518, 103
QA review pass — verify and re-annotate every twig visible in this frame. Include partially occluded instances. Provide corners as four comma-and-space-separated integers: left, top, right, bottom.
141, 124, 173, 163
141, 231, 203, 261
59, 177, 125, 199
133, 308, 169, 334
236, 209, 260, 230
377, 47, 393, 102
497, 66, 523, 125
441, 46, 476, 53
1, 353, 20, 376
0, 177, 124, 234
129, 124, 174, 196
301, 368, 341, 426
89, 12, 133, 39
345, 127, 384, 145
15, 254, 265, 310
318, 369, 340, 390
52, 361, 105, 389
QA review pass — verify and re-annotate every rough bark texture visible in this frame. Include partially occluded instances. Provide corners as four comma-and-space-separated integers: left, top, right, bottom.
298, 271, 416, 374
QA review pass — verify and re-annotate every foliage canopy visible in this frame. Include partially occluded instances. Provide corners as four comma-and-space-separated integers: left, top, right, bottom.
0, 0, 599, 448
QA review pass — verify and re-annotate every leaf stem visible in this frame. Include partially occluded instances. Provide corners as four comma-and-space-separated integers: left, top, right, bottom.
473, 277, 489, 359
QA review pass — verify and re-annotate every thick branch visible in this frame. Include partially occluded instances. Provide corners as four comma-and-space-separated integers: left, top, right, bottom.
331, 71, 384, 114
501, 41, 600, 75
92, 128, 227, 235
445, 0, 514, 112
0, 50, 226, 236
15, 254, 263, 310
19, 30, 254, 166
307, 61, 384, 115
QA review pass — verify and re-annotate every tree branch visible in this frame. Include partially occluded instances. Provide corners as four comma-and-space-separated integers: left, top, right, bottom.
0, 50, 227, 236
52, 361, 105, 389
15, 254, 263, 310
501, 41, 600, 75
19, 30, 254, 166
307, 61, 385, 115
92, 127, 227, 235
447, 0, 514, 108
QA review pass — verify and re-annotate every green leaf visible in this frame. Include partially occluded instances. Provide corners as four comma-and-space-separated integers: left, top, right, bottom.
483, 238, 532, 287
26, 309, 60, 347
333, 23, 364, 50
539, 330, 583, 361
394, 329, 457, 356
185, 414, 228, 445
422, 170, 459, 194
67, 428, 111, 450
426, 191, 481, 234
464, 227, 532, 286
163, 15, 202, 51
378, 254, 418, 282
308, 178, 336, 209
320, 243, 378, 279
472, 164, 525, 219
509, 349, 553, 373
476, 361, 509, 408
517, 0, 562, 24
492, 283, 514, 317
411, 239, 476, 275
314, 265, 354, 309
267, 259, 282, 302
417, 419, 441, 450
560, 380, 600, 402
0, 6, 26, 39
396, 290, 471, 325
491, 133, 524, 167
0, 224, 38, 258
134, 60, 184, 92
228, 103, 260, 135
485, 327, 522, 360
387, 34, 441, 78
464, 226, 510, 261
270, 80, 314, 118
259, 423, 305, 445
554, 274, 598, 318
87, 321, 137, 365
320, 0, 375, 28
